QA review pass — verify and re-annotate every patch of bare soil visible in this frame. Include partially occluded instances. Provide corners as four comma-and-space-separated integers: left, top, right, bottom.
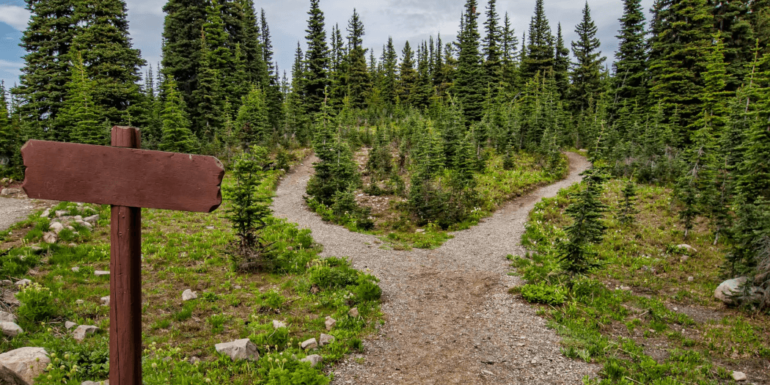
273, 153, 599, 384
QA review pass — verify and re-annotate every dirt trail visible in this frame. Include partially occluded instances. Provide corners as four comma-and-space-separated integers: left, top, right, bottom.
272, 153, 595, 384
0, 197, 34, 232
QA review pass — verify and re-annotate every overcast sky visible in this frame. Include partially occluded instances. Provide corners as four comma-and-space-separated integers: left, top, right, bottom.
0, 0, 656, 92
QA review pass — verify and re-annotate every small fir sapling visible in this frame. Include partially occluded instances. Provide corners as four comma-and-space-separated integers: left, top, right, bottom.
618, 179, 638, 225
559, 167, 607, 279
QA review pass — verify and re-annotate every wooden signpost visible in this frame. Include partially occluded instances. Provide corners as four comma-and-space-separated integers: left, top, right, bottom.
20, 126, 225, 385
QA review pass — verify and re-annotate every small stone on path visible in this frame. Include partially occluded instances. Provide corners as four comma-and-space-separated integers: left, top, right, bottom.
0, 347, 50, 384
43, 232, 57, 244
348, 308, 359, 317
72, 266, 80, 273
0, 310, 16, 323
40, 209, 50, 218
94, 270, 109, 277
15, 279, 31, 287
100, 296, 110, 306
215, 339, 259, 361
72, 325, 98, 341
732, 371, 747, 382
65, 321, 77, 330
49, 222, 64, 234
81, 381, 110, 385
300, 354, 323, 367
272, 320, 286, 329
319, 333, 335, 346
182, 289, 197, 301
55, 210, 68, 217
0, 365, 26, 385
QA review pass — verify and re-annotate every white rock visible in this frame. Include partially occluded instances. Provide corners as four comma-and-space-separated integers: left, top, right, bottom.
40, 209, 50, 218
715, 277, 748, 304
732, 371, 747, 382
100, 296, 110, 306
72, 325, 98, 341
94, 270, 110, 277
49, 222, 64, 234
676, 244, 697, 253
0, 347, 50, 385
42, 232, 57, 244
680, 255, 689, 263
0, 280, 12, 287
0, 365, 26, 385
72, 266, 80, 273
81, 381, 109, 385
182, 289, 197, 301
14, 279, 31, 287
319, 333, 335, 346
0, 188, 14, 196
687, 276, 694, 282
0, 311, 16, 323
55, 210, 68, 217
215, 339, 259, 361
325, 316, 336, 331
83, 215, 99, 224
76, 299, 85, 305
74, 215, 82, 221
348, 308, 359, 317
300, 354, 323, 367
65, 321, 77, 330
300, 338, 318, 350
0, 322, 23, 337
272, 320, 286, 329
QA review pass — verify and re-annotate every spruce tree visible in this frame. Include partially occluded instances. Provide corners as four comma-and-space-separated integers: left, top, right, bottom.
303, 0, 330, 114
611, 0, 647, 113
521, 0, 554, 82
398, 41, 417, 105
192, 31, 223, 138
413, 43, 433, 109
618, 179, 637, 225
482, 0, 502, 91
15, 0, 77, 139
455, 0, 486, 123
0, 82, 17, 170
260, 9, 284, 130
570, 2, 605, 113
713, 0, 755, 92
160, 76, 196, 153
59, 53, 104, 145
239, 0, 267, 85
236, 85, 271, 145
162, 0, 207, 106
560, 167, 607, 276
346, 9, 371, 109
735, 51, 770, 202
382, 37, 399, 106
500, 13, 519, 93
553, 24, 570, 97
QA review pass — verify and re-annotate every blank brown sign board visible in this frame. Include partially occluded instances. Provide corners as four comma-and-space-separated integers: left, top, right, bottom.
21, 127, 225, 385
21, 139, 224, 213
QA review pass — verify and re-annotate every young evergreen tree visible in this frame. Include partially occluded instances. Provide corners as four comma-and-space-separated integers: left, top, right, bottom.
160, 75, 196, 153
260, 9, 284, 130
0, 82, 18, 170
455, 0, 486, 123
500, 13, 519, 94
15, 0, 77, 139
611, 0, 647, 114
236, 85, 271, 145
618, 179, 638, 225
193, 31, 223, 138
413, 43, 433, 109
239, 0, 268, 85
162, 0, 207, 107
303, 0, 330, 114
59, 53, 104, 145
382, 37, 399, 106
560, 167, 607, 277
570, 2, 605, 113
521, 0, 554, 82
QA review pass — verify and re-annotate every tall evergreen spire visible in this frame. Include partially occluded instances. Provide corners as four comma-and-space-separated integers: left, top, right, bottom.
346, 9, 371, 109
482, 0, 502, 90
398, 41, 417, 105
382, 37, 398, 106
553, 23, 570, 97
62, 53, 104, 145
162, 0, 207, 106
521, 0, 554, 81
611, 0, 647, 111
570, 2, 605, 112
303, 0, 330, 114
455, 0, 485, 122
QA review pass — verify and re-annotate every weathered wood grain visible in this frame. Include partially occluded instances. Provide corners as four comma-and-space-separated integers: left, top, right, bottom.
20, 138, 224, 212
109, 127, 143, 385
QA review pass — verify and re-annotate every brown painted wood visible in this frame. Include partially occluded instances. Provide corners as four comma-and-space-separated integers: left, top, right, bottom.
109, 126, 143, 385
20, 138, 224, 213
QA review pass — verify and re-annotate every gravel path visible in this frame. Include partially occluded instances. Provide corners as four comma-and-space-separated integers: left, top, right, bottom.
272, 153, 595, 384
0, 197, 34, 232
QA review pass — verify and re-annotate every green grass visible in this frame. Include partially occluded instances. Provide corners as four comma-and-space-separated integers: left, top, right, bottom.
0, 149, 383, 384
510, 179, 770, 384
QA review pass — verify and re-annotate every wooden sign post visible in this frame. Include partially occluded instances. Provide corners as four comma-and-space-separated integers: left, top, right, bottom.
21, 127, 225, 385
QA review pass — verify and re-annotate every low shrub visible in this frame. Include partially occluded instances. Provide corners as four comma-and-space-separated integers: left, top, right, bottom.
520, 281, 567, 305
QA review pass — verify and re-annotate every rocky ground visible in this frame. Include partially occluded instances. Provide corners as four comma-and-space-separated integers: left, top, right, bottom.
272, 152, 597, 384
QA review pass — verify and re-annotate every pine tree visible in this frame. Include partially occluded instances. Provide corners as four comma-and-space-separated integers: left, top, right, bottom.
162, 0, 207, 107
500, 13, 519, 93
236, 85, 271, 145
611, 0, 647, 114
160, 75, 196, 153
560, 167, 607, 276
346, 9, 371, 109
398, 41, 417, 105
570, 2, 605, 113
713, 0, 755, 92
521, 0, 554, 82
482, 0, 502, 91
303, 0, 330, 114
14, 0, 77, 139
0, 82, 17, 169
260, 9, 283, 130
455, 0, 486, 123
735, 51, 770, 202
413, 43, 433, 109
193, 31, 223, 138
239, 0, 267, 85
618, 179, 638, 225
59, 53, 104, 145
382, 37, 399, 106
553, 23, 570, 97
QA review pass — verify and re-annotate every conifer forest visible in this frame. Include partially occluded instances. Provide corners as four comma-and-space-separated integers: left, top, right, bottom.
1, 0, 770, 383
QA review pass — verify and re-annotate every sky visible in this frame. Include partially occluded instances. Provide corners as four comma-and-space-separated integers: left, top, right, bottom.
0, 0, 656, 93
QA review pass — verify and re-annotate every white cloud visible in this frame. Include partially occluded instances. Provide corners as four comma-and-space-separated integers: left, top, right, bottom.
0, 5, 30, 31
